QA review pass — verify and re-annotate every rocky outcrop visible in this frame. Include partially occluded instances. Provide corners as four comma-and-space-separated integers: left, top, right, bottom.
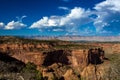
1, 36, 119, 80
12, 52, 45, 66
0, 43, 51, 53
81, 61, 111, 80
0, 45, 99, 79
63, 69, 80, 80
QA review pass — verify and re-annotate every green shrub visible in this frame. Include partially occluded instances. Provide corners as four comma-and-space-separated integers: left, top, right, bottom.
22, 62, 38, 73
22, 62, 44, 80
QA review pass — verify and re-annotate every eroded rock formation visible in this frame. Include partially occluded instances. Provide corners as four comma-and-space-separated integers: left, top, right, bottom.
0, 36, 118, 80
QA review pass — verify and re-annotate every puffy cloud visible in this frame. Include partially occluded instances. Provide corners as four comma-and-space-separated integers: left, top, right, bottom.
94, 0, 120, 33
30, 0, 120, 35
5, 21, 27, 30
30, 7, 92, 33
60, 7, 92, 27
30, 16, 60, 28
94, 0, 120, 12
0, 22, 5, 28
67, 7, 84, 18
0, 16, 27, 30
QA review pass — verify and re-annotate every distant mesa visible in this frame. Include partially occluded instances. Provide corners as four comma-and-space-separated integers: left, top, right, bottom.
25, 36, 120, 42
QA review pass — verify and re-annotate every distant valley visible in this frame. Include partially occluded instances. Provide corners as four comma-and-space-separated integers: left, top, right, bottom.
25, 36, 120, 42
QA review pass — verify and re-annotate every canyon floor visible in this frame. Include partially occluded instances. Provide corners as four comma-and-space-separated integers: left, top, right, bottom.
0, 36, 120, 80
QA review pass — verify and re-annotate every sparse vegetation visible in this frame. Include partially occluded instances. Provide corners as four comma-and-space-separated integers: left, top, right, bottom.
22, 62, 44, 80
0, 36, 120, 80
107, 53, 120, 80
0, 36, 98, 51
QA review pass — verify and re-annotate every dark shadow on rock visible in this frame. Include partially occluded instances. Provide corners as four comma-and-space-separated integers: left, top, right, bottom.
0, 52, 25, 73
59, 77, 65, 80
103, 57, 109, 60
42, 50, 71, 66
87, 48, 107, 65
88, 53, 102, 64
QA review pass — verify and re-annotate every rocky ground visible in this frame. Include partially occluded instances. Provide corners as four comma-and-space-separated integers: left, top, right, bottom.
0, 36, 120, 80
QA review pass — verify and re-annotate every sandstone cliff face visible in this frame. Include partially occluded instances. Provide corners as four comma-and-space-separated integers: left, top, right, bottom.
0, 43, 88, 79
0, 37, 120, 80
0, 43, 51, 52
63, 69, 80, 80
0, 42, 88, 67
89, 43, 120, 54
81, 62, 111, 80
0, 44, 111, 80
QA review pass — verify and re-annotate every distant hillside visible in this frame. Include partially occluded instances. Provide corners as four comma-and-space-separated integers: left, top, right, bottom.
25, 36, 120, 42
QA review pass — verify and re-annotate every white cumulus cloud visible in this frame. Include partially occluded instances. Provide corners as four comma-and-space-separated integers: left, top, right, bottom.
0, 16, 27, 30
60, 7, 92, 27
94, 0, 120, 12
0, 22, 5, 28
5, 21, 27, 30
30, 16, 60, 28
30, 7, 92, 33
30, 0, 120, 35
94, 0, 120, 32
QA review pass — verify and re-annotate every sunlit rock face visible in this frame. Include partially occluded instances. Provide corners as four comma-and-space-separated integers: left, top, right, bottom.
81, 62, 111, 80
1, 36, 119, 80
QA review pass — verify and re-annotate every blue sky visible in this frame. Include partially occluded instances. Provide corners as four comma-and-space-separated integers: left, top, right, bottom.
0, 0, 120, 36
